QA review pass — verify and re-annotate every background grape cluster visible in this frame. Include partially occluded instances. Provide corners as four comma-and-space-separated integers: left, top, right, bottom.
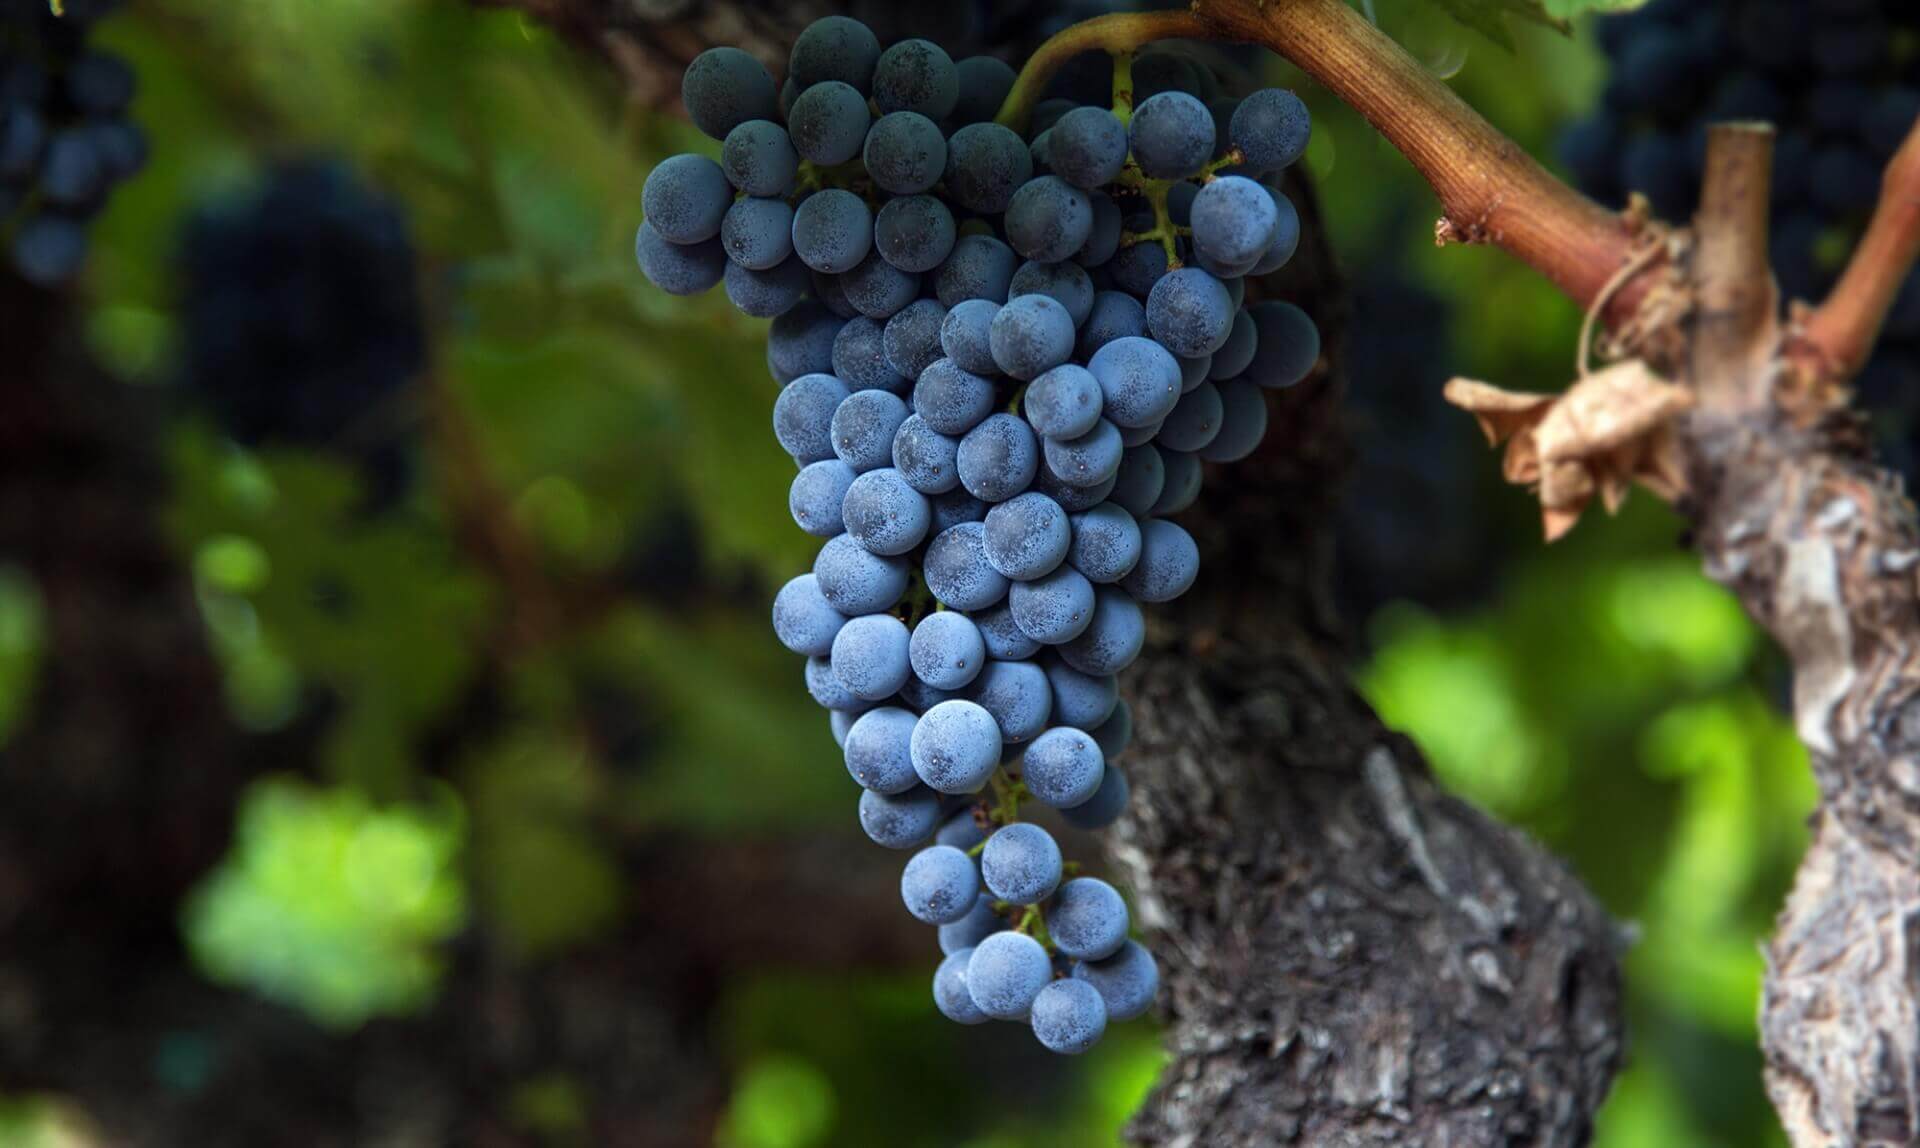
636, 15, 1320, 1054
1558, 0, 1920, 473
0, 0, 145, 285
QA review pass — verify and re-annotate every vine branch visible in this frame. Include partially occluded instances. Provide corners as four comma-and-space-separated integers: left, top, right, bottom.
1799, 115, 1920, 380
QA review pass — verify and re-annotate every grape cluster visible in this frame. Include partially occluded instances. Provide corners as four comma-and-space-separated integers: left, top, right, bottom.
635, 18, 1320, 1053
179, 160, 427, 508
0, 0, 145, 286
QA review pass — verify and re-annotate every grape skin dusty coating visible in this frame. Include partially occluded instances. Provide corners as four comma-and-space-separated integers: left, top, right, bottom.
844, 706, 922, 794
1059, 586, 1145, 675
861, 785, 943, 849
958, 413, 1041, 503
1146, 268, 1235, 358
1031, 978, 1108, 1054
939, 298, 1001, 375
1158, 380, 1223, 453
806, 654, 870, 711
1076, 192, 1124, 267
1072, 939, 1159, 1021
792, 188, 872, 274
1109, 444, 1165, 519
1009, 260, 1095, 329
937, 893, 1002, 955
901, 844, 981, 925
1022, 727, 1105, 809
1045, 877, 1129, 960
1010, 564, 1095, 645
831, 612, 913, 700
934, 948, 990, 1024
981, 822, 1063, 904
1044, 657, 1119, 730
924, 521, 1010, 611
911, 699, 1002, 794
813, 533, 910, 615
936, 812, 990, 853
1049, 106, 1129, 189
928, 488, 988, 535
1200, 379, 1268, 462
831, 316, 907, 393
1231, 88, 1312, 172
936, 234, 1018, 308
990, 294, 1076, 381
642, 153, 730, 245
864, 111, 948, 195
842, 467, 932, 556
724, 256, 810, 318
943, 123, 1033, 215
967, 931, 1053, 1020
1004, 175, 1093, 264
1078, 292, 1148, 361
789, 458, 856, 537
967, 658, 1053, 744
1129, 91, 1215, 179
1191, 175, 1279, 268
1089, 336, 1183, 428
984, 492, 1072, 581
768, 302, 843, 383
772, 573, 846, 657
1210, 309, 1258, 381
1246, 300, 1321, 388
873, 38, 958, 119
1067, 502, 1142, 584
1121, 518, 1201, 603
788, 80, 871, 166
884, 298, 950, 382
789, 15, 881, 93
875, 194, 957, 274
721, 197, 794, 271
1151, 448, 1203, 516
1090, 700, 1131, 761
1025, 364, 1104, 440
721, 119, 797, 197
773, 373, 850, 463
974, 602, 1041, 661
913, 358, 998, 436
910, 611, 987, 691
892, 413, 962, 494
634, 221, 725, 296
1042, 419, 1124, 490
951, 56, 1018, 125
1033, 465, 1118, 514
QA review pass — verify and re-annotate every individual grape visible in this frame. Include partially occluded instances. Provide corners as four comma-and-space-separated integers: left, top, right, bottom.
967, 931, 1053, 1020
35, 130, 101, 206
1025, 364, 1104, 440
842, 468, 932, 556
1121, 519, 1200, 603
723, 256, 810, 317
861, 785, 942, 849
806, 654, 873, 711
873, 39, 958, 120
1230, 88, 1311, 171
892, 413, 962, 493
1089, 699, 1131, 761
1030, 98, 1077, 135
1031, 978, 1108, 1054
1045, 877, 1129, 960
865, 111, 949, 195
929, 488, 990, 536
936, 811, 990, 853
1089, 336, 1183, 428
1108, 444, 1165, 519
772, 373, 850, 463
884, 298, 950, 382
1199, 379, 1269, 463
1109, 240, 1171, 299
642, 153, 730, 244
910, 612, 988, 691
788, 80, 871, 166
1067, 503, 1141, 584
1129, 91, 1214, 179
788, 15, 881, 93
899, 676, 962, 715
814, 533, 910, 614
990, 294, 1076, 381
951, 56, 1019, 125
913, 358, 999, 436
981, 822, 1062, 904
1058, 586, 1144, 675
1044, 658, 1119, 730
1077, 292, 1148, 361
813, 268, 858, 319
682, 46, 778, 139
944, 123, 1033, 214
940, 298, 1002, 375
911, 699, 1003, 793
1010, 565, 1096, 644
1071, 939, 1158, 1021
832, 317, 908, 394
720, 196, 794, 271
634, 221, 726, 296
1249, 188, 1301, 276
772, 573, 847, 658
768, 301, 843, 383
936, 233, 1018, 307
1190, 175, 1279, 268
984, 492, 1072, 581
1151, 449, 1202, 516
966, 659, 1053, 744
832, 613, 913, 701
1042, 419, 1124, 489
875, 194, 957, 274
1118, 421, 1165, 449
1146, 268, 1234, 358
829, 390, 911, 475
934, 948, 991, 1024
1209, 309, 1258, 380
840, 251, 920, 319
925, 521, 1011, 610
1005, 175, 1094, 263
1166, 181, 1199, 227
792, 188, 872, 274
974, 602, 1043, 661
1050, 106, 1128, 189
901, 844, 982, 925
1158, 380, 1223, 452
831, 709, 857, 748
1009, 260, 1095, 328
938, 893, 1002, 955
789, 458, 857, 537
958, 413, 1042, 503
1059, 765, 1130, 830
719, 119, 797, 198
844, 706, 923, 793
1076, 192, 1124, 267
1245, 300, 1320, 389
1176, 352, 1212, 395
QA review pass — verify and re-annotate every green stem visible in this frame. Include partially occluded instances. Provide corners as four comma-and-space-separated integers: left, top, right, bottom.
994, 9, 1215, 133
1110, 49, 1136, 125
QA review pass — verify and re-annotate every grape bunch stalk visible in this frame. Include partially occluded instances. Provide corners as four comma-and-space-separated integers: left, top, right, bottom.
634, 14, 1320, 1055
0, 0, 146, 285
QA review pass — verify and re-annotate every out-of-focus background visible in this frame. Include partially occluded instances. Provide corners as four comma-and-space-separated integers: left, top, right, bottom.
0, 0, 1846, 1144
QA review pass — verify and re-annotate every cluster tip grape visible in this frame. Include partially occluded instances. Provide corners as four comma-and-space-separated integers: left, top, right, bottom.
636, 15, 1320, 1054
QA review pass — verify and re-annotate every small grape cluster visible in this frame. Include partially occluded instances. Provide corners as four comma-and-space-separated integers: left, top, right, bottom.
0, 0, 145, 286
179, 160, 427, 508
634, 16, 1320, 1054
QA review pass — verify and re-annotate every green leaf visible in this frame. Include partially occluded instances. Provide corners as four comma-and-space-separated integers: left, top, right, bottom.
1417, 0, 1569, 50
1543, 0, 1654, 18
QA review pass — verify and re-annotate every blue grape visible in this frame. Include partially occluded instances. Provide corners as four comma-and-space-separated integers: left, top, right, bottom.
1245, 300, 1320, 388
866, 197, 956, 277
967, 659, 1053, 744
911, 699, 1003, 793
864, 111, 949, 195
788, 80, 871, 165
34, 131, 100, 207
990, 294, 1076, 381
772, 572, 847, 657
1025, 364, 1104, 440
773, 373, 850, 463
936, 809, 990, 852
723, 256, 809, 317
940, 298, 1002, 375
1032, 464, 1119, 514
884, 298, 950, 382
1023, 726, 1106, 808
861, 785, 942, 849
1166, 180, 1199, 227
1059, 586, 1144, 675
981, 822, 1062, 904
833, 316, 908, 393
721, 119, 797, 196
1249, 188, 1301, 276
898, 675, 961, 715
936, 233, 1019, 307
1118, 421, 1165, 449
1209, 309, 1257, 380
840, 251, 920, 320
682, 47, 778, 139
813, 533, 910, 614
806, 654, 874, 712
721, 196, 794, 271
1089, 336, 1183, 428
1042, 419, 1124, 489
1090, 699, 1131, 761
1158, 381, 1223, 452
1109, 240, 1171, 299
1050, 105, 1128, 188
1010, 260, 1095, 328
831, 709, 856, 748
901, 844, 982, 925
1005, 175, 1094, 263
1190, 175, 1278, 268
1121, 519, 1200, 603
789, 15, 881, 93
0, 106, 44, 182
1130, 91, 1214, 178
1044, 658, 1118, 730
634, 221, 726, 296
842, 467, 932, 556
1045, 877, 1129, 960
873, 38, 958, 119
1151, 449, 1202, 516
934, 948, 991, 1024
1077, 291, 1147, 361
1176, 352, 1212, 394
1072, 939, 1158, 1021
768, 301, 843, 383
892, 414, 962, 494
958, 413, 1041, 503
1010, 565, 1095, 644
951, 56, 1018, 124
1067, 502, 1141, 584
968, 931, 1053, 1020
1076, 192, 1124, 267
983, 491, 1071, 581
792, 188, 872, 274
928, 488, 988, 538
813, 268, 858, 318
910, 611, 988, 691
844, 706, 922, 793
924, 521, 1010, 610
1108, 444, 1165, 519
913, 358, 998, 436
938, 893, 1003, 955
1060, 764, 1130, 829
642, 153, 731, 244
832, 613, 913, 700
974, 603, 1042, 665
1146, 268, 1234, 358
1230, 88, 1311, 172
1198, 379, 1268, 463
1031, 978, 1108, 1054
944, 123, 1033, 214
789, 457, 856, 537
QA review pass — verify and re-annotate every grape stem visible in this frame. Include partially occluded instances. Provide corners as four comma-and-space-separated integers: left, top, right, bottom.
1797, 115, 1920, 380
